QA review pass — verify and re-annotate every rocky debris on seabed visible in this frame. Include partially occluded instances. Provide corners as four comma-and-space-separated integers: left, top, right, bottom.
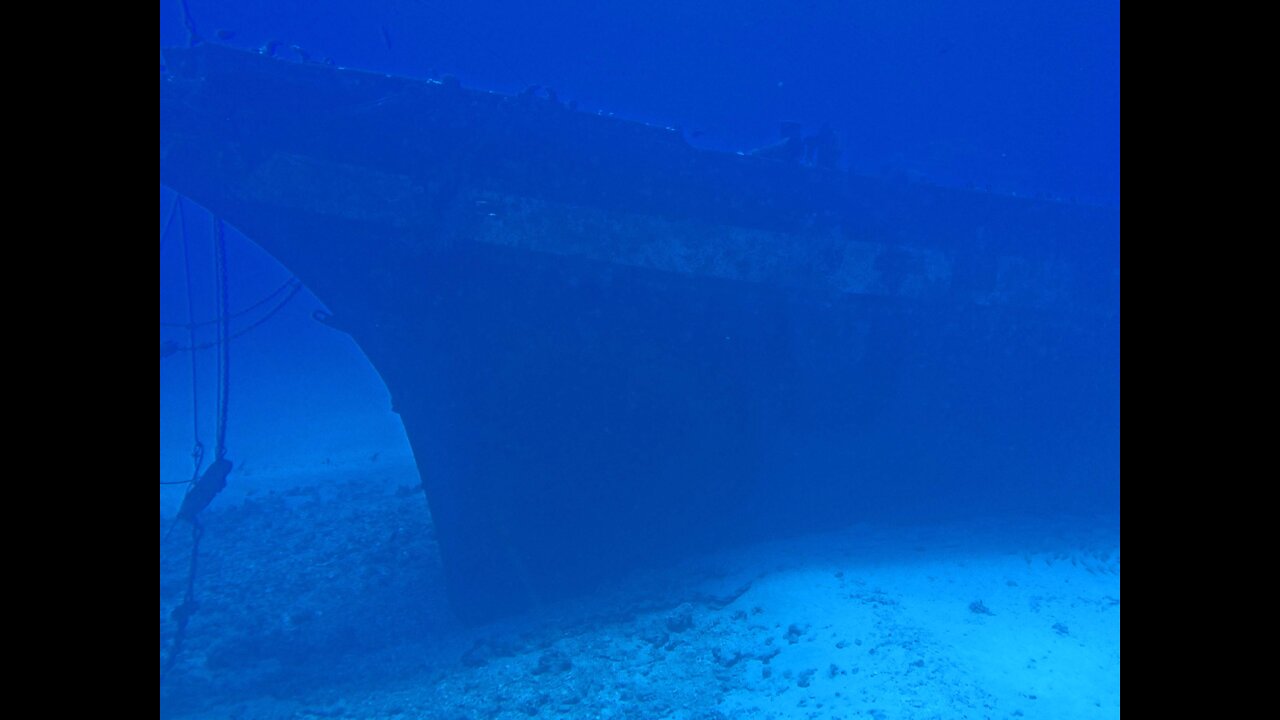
161, 482, 1119, 720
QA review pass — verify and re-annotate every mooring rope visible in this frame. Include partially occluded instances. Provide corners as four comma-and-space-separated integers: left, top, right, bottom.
162, 212, 234, 684
159, 281, 304, 357
213, 219, 230, 461
177, 0, 201, 47
159, 278, 301, 330
162, 521, 204, 680
180, 200, 204, 480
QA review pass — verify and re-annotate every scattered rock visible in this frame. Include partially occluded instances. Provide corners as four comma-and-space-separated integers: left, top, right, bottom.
639, 625, 670, 647
712, 647, 745, 667
969, 600, 994, 616
666, 605, 695, 633
531, 649, 572, 675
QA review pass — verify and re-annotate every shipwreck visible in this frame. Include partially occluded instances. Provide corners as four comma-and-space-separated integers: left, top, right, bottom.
160, 44, 1120, 622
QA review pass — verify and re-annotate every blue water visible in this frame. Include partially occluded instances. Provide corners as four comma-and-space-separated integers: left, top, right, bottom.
161, 2, 1120, 718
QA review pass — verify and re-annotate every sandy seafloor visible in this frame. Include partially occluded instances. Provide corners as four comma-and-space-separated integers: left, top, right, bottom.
160, 460, 1119, 720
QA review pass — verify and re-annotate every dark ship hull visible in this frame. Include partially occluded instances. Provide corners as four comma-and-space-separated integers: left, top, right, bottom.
161, 45, 1119, 622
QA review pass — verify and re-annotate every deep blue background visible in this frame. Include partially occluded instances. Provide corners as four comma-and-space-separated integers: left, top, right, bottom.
160, 0, 1119, 206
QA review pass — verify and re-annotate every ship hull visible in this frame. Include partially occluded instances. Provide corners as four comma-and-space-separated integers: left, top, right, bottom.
161, 45, 1119, 621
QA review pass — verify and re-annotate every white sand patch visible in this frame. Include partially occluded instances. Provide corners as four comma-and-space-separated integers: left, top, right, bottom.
707, 519, 1120, 720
